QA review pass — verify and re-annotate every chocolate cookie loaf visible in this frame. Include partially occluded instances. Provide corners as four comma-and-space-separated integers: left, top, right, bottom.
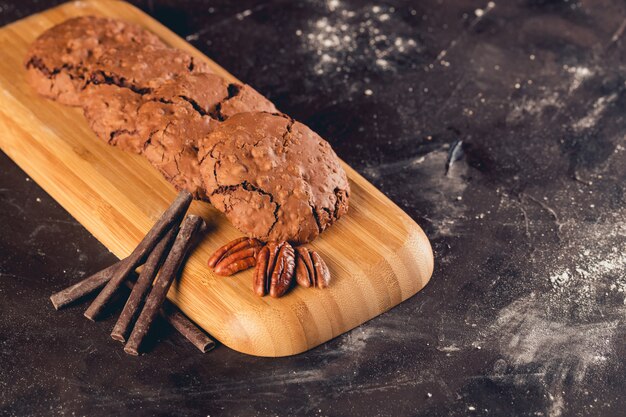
198, 112, 349, 244
24, 16, 165, 106
26, 17, 349, 243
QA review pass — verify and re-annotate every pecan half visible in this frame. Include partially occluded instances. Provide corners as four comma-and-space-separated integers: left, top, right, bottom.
253, 241, 295, 298
295, 247, 330, 289
208, 237, 263, 276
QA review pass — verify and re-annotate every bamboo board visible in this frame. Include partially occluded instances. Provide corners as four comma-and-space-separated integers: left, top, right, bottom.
0, 0, 434, 357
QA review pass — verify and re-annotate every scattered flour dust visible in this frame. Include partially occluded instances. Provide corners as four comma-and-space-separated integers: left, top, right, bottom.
506, 92, 561, 125
494, 296, 617, 368
488, 218, 626, 417
549, 246, 626, 305
572, 92, 619, 132
361, 146, 468, 238
506, 65, 604, 128
492, 295, 617, 417
337, 326, 375, 353
546, 220, 626, 315
298, 0, 422, 75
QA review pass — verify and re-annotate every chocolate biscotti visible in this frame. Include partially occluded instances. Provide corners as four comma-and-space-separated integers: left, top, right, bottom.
25, 16, 349, 244
198, 112, 349, 244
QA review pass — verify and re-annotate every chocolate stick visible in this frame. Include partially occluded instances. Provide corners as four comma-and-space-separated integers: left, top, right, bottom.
50, 261, 124, 310
49, 253, 214, 352
84, 191, 192, 321
124, 215, 204, 356
111, 227, 177, 342
160, 303, 216, 353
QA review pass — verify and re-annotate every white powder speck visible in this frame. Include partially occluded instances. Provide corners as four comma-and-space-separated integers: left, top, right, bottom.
364, 89, 373, 96
36, 198, 41, 203
550, 269, 571, 289
295, 29, 302, 36
236, 9, 252, 20
566, 66, 593, 92
474, 9, 484, 17
572, 93, 617, 131
376, 58, 389, 69
437, 344, 461, 352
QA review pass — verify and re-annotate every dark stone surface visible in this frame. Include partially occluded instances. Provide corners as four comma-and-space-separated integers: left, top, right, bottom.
1, 1, 625, 416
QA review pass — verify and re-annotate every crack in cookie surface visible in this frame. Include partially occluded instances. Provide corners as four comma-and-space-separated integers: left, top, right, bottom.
281, 117, 295, 147
178, 95, 209, 116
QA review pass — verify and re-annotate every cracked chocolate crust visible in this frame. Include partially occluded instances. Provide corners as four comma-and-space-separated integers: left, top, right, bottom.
198, 112, 350, 244
82, 84, 144, 153
24, 16, 165, 106
81, 73, 277, 199
88, 43, 212, 94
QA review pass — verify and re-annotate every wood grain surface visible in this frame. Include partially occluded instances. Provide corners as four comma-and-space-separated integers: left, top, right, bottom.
0, 0, 433, 357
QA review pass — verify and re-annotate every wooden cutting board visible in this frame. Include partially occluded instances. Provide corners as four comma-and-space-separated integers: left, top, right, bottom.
0, 0, 434, 357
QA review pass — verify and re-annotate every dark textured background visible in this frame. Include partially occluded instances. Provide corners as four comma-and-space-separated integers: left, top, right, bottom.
1, 1, 626, 416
